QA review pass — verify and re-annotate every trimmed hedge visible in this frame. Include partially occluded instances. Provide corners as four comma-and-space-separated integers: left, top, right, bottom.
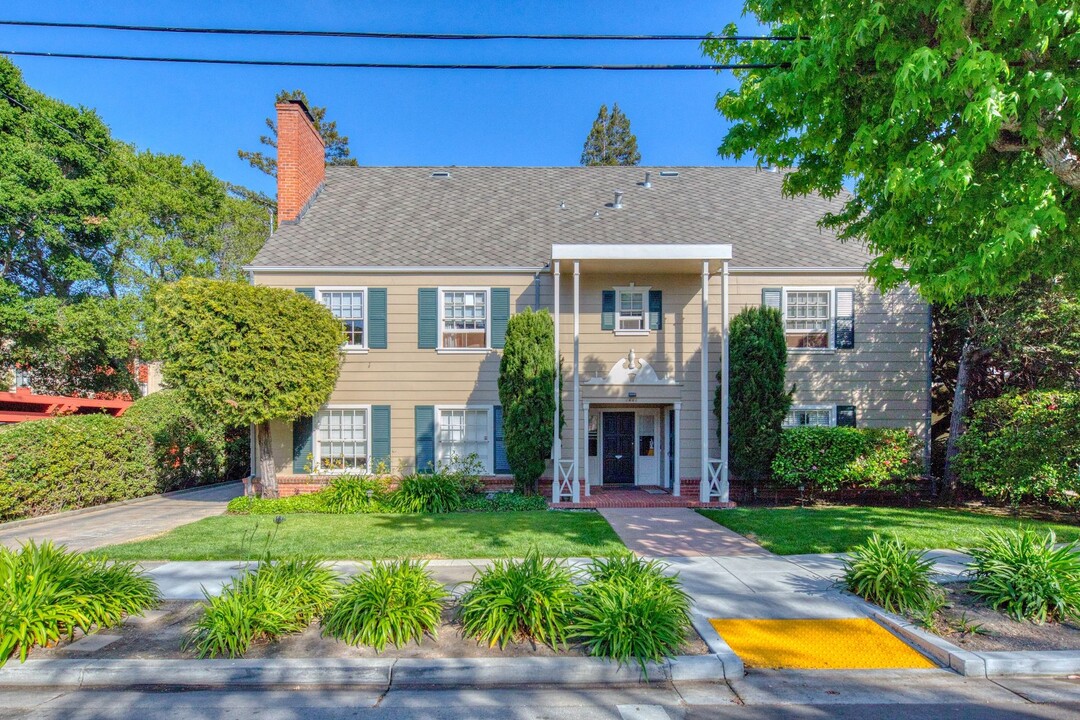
771, 426, 921, 495
0, 390, 248, 522
956, 391, 1080, 507
227, 488, 548, 515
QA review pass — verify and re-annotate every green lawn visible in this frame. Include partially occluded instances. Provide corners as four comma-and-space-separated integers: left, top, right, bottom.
697, 506, 1080, 555
101, 511, 625, 561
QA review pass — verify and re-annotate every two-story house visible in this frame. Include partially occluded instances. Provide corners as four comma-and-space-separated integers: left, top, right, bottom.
247, 101, 930, 505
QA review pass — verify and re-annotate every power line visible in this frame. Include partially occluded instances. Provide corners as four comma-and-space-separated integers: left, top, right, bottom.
0, 50, 784, 71
0, 20, 803, 42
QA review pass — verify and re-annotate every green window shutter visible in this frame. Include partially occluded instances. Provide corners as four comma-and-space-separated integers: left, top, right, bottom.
417, 288, 438, 349
648, 290, 663, 330
761, 288, 781, 310
490, 288, 510, 349
414, 405, 435, 473
368, 288, 387, 349
295, 288, 315, 299
493, 406, 511, 474
834, 288, 855, 349
601, 290, 616, 330
292, 416, 314, 473
371, 405, 391, 471
836, 405, 857, 428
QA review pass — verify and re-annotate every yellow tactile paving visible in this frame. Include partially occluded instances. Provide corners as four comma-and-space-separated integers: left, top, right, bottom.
709, 618, 937, 670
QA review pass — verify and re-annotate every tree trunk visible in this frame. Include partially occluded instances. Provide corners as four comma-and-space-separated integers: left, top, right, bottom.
943, 337, 975, 499
255, 420, 279, 498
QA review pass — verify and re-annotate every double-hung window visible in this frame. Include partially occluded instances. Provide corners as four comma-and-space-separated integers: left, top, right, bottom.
783, 407, 834, 428
436, 407, 491, 472
315, 407, 370, 472
783, 289, 832, 349
617, 290, 646, 331
441, 289, 488, 349
318, 289, 366, 350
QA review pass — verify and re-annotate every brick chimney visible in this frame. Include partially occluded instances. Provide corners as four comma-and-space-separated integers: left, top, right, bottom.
276, 100, 325, 224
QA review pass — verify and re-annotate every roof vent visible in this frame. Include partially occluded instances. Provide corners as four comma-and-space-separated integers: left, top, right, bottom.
613, 190, 624, 209
559, 201, 567, 210
767, 165, 779, 173
642, 172, 652, 188
430, 171, 451, 178
658, 171, 679, 177
593, 210, 601, 219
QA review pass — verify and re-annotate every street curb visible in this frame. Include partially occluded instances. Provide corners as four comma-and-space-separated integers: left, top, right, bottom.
690, 611, 745, 679
871, 607, 1080, 677
0, 654, 730, 690
0, 481, 242, 533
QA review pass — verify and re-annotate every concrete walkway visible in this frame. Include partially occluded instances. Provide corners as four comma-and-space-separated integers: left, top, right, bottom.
0, 482, 243, 552
598, 507, 773, 557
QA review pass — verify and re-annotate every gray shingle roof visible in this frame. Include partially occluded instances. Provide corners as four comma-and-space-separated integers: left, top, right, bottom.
250, 166, 870, 269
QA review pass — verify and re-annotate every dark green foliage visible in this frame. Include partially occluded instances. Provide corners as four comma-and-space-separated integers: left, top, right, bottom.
498, 308, 556, 494
0, 541, 159, 667
721, 307, 793, 482
458, 551, 577, 649
580, 103, 641, 166
772, 427, 921, 494
460, 492, 549, 512
227, 493, 335, 515
184, 555, 339, 658
956, 392, 1080, 507
321, 560, 446, 651
151, 278, 343, 429
571, 555, 691, 672
842, 534, 940, 614
968, 529, 1080, 624
0, 415, 155, 522
390, 472, 465, 514
323, 475, 389, 513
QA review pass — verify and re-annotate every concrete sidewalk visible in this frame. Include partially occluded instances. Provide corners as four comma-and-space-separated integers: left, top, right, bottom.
599, 507, 773, 557
0, 482, 243, 552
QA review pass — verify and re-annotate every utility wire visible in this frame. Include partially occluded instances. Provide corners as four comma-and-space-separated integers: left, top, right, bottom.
0, 20, 803, 42
0, 50, 784, 71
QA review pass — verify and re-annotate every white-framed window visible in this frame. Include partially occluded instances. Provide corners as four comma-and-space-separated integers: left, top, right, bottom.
315, 406, 371, 472
615, 285, 650, 334
783, 288, 833, 350
783, 406, 835, 429
436, 406, 492, 473
317, 288, 366, 350
440, 288, 489, 349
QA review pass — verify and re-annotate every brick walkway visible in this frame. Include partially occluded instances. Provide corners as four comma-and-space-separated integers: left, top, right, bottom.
550, 485, 735, 509
0, 482, 243, 552
598, 507, 773, 557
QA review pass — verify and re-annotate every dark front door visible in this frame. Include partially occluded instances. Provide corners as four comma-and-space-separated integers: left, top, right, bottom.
603, 412, 635, 484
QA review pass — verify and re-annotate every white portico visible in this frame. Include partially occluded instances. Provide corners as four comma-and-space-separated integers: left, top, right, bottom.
550, 243, 733, 504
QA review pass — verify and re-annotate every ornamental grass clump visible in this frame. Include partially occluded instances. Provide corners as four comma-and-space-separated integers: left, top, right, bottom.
184, 555, 339, 659
458, 551, 576, 649
323, 476, 388, 514
571, 554, 691, 672
968, 529, 1080, 624
321, 559, 446, 651
0, 541, 159, 667
841, 534, 939, 614
390, 472, 465, 514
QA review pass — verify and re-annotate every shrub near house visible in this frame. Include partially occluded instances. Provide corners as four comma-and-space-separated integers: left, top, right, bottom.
771, 426, 921, 496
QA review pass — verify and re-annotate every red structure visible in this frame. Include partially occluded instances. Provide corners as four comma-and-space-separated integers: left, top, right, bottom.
0, 387, 132, 423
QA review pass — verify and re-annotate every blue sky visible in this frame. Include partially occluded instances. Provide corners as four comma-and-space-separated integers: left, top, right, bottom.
2, 1, 759, 197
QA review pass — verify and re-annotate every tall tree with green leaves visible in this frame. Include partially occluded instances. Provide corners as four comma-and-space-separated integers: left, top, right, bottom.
237, 89, 358, 209
718, 307, 794, 483
151, 279, 343, 496
704, 1, 1079, 304
497, 308, 557, 494
580, 103, 642, 166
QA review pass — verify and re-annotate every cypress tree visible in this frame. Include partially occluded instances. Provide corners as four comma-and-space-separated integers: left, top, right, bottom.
580, 103, 641, 166
717, 307, 794, 483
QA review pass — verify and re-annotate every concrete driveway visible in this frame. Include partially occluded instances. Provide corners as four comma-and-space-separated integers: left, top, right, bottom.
0, 482, 243, 552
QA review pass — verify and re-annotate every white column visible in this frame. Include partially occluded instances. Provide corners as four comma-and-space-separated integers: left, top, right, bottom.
572, 261, 581, 503
720, 259, 731, 503
552, 261, 561, 502
583, 401, 591, 496
673, 402, 682, 497
700, 261, 711, 503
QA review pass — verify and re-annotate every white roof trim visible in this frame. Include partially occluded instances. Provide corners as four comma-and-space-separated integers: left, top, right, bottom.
551, 243, 732, 261
245, 266, 546, 274
728, 266, 868, 274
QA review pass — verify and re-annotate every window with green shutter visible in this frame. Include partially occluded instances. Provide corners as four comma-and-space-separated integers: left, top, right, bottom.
414, 405, 435, 473
292, 416, 313, 473
834, 288, 855, 349
601, 290, 616, 330
836, 405, 857, 427
368, 288, 388, 349
417, 288, 438, 349
493, 406, 510, 474
371, 405, 391, 471
490, 288, 510, 349
648, 290, 663, 330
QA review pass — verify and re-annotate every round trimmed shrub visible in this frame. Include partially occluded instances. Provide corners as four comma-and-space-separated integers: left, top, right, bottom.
956, 391, 1080, 507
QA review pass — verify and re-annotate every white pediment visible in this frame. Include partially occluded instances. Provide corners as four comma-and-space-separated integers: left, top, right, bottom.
583, 349, 678, 386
